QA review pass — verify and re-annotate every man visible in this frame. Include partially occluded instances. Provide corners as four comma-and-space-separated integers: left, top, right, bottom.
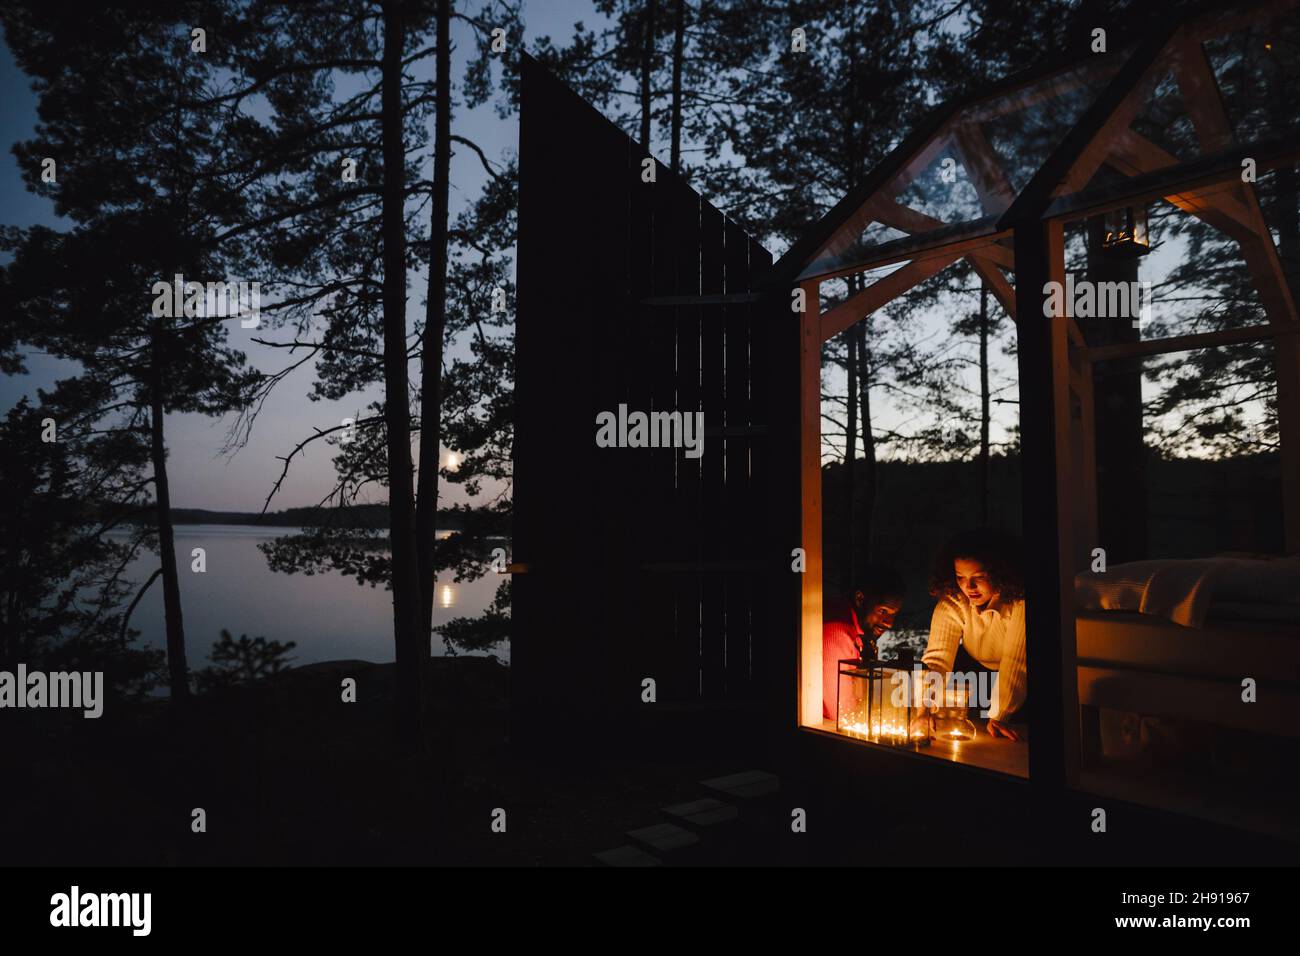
823, 565, 906, 721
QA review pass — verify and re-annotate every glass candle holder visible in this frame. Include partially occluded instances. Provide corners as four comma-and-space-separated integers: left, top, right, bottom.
933, 687, 977, 741
836, 659, 931, 748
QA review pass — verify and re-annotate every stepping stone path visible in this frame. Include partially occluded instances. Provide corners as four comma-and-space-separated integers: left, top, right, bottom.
593, 770, 780, 866
700, 769, 780, 800
592, 844, 662, 867
662, 797, 739, 828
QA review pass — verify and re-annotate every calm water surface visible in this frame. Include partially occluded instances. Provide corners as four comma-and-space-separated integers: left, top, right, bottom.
105, 524, 503, 668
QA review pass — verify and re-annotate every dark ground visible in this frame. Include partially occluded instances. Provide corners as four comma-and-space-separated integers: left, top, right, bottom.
6, 657, 778, 866
6, 656, 1294, 866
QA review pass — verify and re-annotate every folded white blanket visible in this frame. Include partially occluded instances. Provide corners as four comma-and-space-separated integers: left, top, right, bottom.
1075, 557, 1300, 628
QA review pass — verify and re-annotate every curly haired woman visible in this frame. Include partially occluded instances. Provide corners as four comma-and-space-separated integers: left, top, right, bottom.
921, 528, 1028, 740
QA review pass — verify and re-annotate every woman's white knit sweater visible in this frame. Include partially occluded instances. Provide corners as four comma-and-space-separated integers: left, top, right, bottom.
921, 594, 1027, 722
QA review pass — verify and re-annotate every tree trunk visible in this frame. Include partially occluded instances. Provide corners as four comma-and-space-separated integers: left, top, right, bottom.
1085, 215, 1146, 563
669, 0, 685, 172
842, 3, 863, 577
978, 279, 991, 525
149, 340, 188, 702
856, 322, 876, 565
416, 0, 452, 653
1277, 166, 1299, 297
640, 0, 657, 148
381, 0, 427, 749
1268, 77, 1299, 552
843, 328, 857, 591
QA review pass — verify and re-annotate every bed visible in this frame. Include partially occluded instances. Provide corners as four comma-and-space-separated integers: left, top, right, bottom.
1073, 558, 1300, 752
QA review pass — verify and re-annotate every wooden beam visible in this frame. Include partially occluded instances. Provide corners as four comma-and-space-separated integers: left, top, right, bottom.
1276, 333, 1300, 552
777, 104, 961, 286
1171, 32, 1233, 153
798, 219, 1008, 282
777, 47, 1145, 287
968, 256, 1017, 322
1055, 53, 1175, 196
781, 2, 1290, 287
1084, 37, 1300, 333
1076, 355, 1099, 555
863, 195, 948, 235
1181, 14, 1300, 553
1002, 21, 1180, 226
1069, 362, 1088, 402
879, 128, 956, 203
1107, 129, 1254, 233
799, 280, 824, 728
952, 123, 1017, 215
863, 197, 1016, 270
1067, 315, 1087, 350
1168, 36, 1299, 327
1043, 133, 1300, 222
971, 248, 1086, 346
819, 253, 962, 342
961, 56, 1124, 124
1014, 219, 1081, 790
1106, 128, 1299, 328
1084, 322, 1285, 362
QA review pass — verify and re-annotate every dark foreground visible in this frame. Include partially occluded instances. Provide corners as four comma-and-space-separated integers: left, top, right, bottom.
4, 657, 1291, 866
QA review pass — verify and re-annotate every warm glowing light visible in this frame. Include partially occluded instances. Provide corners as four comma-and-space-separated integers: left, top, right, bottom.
1100, 205, 1151, 257
438, 583, 456, 608
445, 452, 460, 471
839, 717, 920, 744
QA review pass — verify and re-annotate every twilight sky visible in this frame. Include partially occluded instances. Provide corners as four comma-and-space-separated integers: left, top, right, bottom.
0, 1, 616, 512
3, 1, 1084, 514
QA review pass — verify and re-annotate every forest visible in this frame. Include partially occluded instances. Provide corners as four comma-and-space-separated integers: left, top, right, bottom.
1, 0, 1287, 752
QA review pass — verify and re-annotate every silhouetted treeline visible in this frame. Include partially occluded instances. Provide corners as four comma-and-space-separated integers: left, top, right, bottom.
823, 452, 1284, 632
147, 505, 477, 532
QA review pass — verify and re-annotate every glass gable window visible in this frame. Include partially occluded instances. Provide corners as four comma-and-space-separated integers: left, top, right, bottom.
800, 58, 1121, 281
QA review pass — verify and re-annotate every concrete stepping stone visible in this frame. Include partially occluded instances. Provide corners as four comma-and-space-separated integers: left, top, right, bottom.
662, 797, 740, 829
593, 844, 662, 867
626, 822, 700, 854
700, 770, 780, 800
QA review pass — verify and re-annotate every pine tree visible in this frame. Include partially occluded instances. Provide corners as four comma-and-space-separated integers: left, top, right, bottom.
2, 1, 266, 700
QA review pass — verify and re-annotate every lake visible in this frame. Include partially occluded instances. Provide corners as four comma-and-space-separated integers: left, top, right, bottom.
105, 524, 504, 669
101, 524, 926, 675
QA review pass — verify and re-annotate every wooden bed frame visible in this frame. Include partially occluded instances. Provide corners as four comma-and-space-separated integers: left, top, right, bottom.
1075, 610, 1300, 759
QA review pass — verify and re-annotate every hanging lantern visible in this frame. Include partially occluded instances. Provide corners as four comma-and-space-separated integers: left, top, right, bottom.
1100, 204, 1151, 258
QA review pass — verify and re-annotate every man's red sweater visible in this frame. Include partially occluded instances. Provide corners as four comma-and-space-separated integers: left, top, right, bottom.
823, 594, 864, 721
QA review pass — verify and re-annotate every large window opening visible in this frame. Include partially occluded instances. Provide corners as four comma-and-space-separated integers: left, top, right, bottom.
791, 3, 1300, 827
808, 255, 1030, 778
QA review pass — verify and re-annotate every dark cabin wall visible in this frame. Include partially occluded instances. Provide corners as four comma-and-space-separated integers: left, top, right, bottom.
515, 56, 796, 760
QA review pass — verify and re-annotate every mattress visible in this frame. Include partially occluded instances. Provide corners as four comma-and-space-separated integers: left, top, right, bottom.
1075, 611, 1300, 685
1075, 557, 1300, 628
